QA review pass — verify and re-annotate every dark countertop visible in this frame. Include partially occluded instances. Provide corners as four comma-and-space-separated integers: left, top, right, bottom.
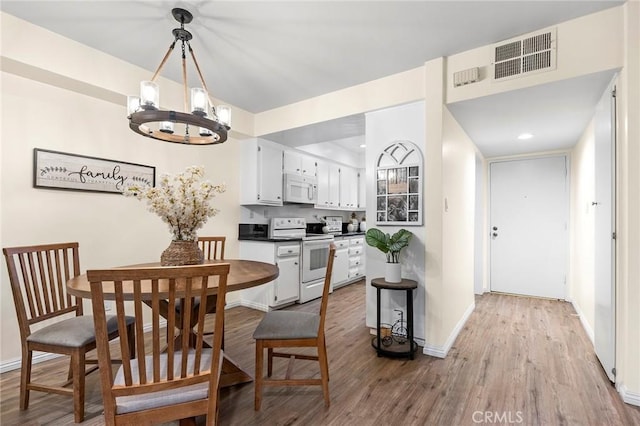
336, 232, 366, 237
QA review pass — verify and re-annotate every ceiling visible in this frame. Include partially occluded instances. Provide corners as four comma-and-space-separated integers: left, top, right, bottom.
0, 1, 623, 157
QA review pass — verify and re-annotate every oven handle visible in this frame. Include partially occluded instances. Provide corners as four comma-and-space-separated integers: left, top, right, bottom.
303, 240, 332, 248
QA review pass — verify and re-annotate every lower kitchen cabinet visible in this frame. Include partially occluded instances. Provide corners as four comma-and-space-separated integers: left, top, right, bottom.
239, 241, 300, 309
332, 238, 350, 286
333, 235, 366, 289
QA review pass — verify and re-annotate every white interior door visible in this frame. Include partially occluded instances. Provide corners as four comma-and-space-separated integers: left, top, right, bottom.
490, 156, 568, 299
593, 79, 616, 382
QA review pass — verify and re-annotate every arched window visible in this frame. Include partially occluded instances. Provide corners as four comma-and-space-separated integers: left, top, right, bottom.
375, 141, 422, 225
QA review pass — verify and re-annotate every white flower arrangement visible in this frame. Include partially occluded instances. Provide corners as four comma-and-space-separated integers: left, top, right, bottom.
124, 166, 225, 241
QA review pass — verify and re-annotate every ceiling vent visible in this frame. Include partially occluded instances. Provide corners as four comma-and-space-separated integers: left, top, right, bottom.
492, 28, 556, 81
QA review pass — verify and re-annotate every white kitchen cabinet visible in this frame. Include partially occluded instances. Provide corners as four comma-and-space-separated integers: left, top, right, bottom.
240, 138, 283, 206
347, 236, 366, 281
358, 168, 366, 209
239, 240, 300, 309
284, 150, 317, 178
273, 246, 300, 306
316, 160, 340, 209
331, 238, 350, 286
339, 166, 358, 209
332, 236, 366, 289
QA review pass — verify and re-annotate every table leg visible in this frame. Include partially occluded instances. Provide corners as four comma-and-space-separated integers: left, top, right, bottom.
406, 288, 414, 360
376, 287, 382, 356
220, 355, 253, 387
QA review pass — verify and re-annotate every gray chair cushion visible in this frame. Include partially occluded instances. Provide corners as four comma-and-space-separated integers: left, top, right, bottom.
114, 349, 221, 414
253, 311, 320, 340
27, 315, 133, 347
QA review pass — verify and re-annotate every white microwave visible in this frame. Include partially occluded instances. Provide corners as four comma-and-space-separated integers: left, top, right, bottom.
283, 173, 317, 204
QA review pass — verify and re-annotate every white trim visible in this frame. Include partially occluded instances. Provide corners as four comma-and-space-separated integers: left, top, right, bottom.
240, 300, 269, 312
423, 301, 475, 359
570, 298, 595, 345
618, 383, 640, 407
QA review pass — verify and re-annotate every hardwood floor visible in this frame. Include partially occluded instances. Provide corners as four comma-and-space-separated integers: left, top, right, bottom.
2, 280, 639, 425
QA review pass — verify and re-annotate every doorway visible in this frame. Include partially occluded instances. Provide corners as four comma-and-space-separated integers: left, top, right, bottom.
489, 155, 569, 299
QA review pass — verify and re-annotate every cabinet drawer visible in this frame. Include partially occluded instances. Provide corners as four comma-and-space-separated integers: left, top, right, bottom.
277, 245, 300, 257
349, 237, 364, 247
334, 239, 349, 249
348, 267, 364, 279
348, 246, 363, 256
348, 257, 362, 268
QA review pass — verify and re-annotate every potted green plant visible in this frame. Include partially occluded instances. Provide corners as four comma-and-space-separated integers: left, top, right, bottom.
365, 228, 413, 282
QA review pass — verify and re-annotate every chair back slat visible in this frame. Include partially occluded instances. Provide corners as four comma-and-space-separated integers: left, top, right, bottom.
197, 236, 226, 260
87, 263, 230, 421
318, 244, 337, 335
3, 243, 81, 339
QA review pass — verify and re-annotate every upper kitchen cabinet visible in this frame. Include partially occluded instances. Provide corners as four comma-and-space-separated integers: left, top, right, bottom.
283, 150, 317, 178
316, 160, 340, 208
240, 138, 283, 206
339, 166, 358, 209
358, 168, 366, 209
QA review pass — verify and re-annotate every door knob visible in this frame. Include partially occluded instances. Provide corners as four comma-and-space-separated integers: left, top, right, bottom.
492, 226, 498, 231
492, 232, 498, 237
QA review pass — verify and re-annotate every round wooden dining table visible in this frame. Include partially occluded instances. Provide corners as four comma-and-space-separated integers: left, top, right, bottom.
67, 258, 279, 388
67, 258, 279, 299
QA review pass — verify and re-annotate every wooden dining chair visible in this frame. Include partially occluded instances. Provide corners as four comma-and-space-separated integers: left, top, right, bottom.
253, 244, 336, 410
2, 242, 135, 423
160, 236, 226, 347
198, 236, 226, 261
87, 262, 230, 425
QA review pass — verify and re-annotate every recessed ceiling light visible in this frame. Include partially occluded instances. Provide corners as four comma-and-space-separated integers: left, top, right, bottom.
518, 133, 533, 140
359, 144, 366, 148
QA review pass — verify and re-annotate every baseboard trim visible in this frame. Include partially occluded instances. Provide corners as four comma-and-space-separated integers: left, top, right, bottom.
571, 299, 595, 345
423, 301, 475, 359
618, 384, 640, 407
239, 300, 268, 312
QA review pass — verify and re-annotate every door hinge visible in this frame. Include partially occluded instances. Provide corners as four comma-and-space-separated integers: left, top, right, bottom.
612, 367, 616, 377
612, 87, 617, 98
612, 232, 617, 240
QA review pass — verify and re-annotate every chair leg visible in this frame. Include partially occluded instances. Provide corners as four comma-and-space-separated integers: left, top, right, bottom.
317, 341, 330, 408
72, 349, 86, 423
20, 348, 32, 410
255, 340, 263, 411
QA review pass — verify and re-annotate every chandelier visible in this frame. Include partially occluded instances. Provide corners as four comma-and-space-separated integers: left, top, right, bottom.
126, 8, 230, 145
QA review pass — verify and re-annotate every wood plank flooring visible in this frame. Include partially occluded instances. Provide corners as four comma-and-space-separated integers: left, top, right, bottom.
2, 280, 639, 425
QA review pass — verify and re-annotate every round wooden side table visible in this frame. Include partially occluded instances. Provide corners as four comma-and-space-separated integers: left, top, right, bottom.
370, 277, 418, 359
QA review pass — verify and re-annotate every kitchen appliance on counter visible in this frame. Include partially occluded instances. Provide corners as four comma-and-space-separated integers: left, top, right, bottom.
323, 216, 343, 235
270, 217, 334, 303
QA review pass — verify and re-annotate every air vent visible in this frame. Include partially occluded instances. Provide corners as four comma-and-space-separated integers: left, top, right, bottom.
453, 67, 480, 87
492, 28, 556, 81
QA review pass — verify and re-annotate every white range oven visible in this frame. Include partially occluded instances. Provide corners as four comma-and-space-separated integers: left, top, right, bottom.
270, 217, 334, 303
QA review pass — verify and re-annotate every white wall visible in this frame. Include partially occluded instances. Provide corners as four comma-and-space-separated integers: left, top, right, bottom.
569, 120, 596, 342
440, 107, 478, 350
365, 101, 427, 341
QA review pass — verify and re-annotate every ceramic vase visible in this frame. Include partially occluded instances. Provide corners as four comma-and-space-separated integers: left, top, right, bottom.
360, 221, 367, 232
385, 262, 402, 283
160, 240, 204, 266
